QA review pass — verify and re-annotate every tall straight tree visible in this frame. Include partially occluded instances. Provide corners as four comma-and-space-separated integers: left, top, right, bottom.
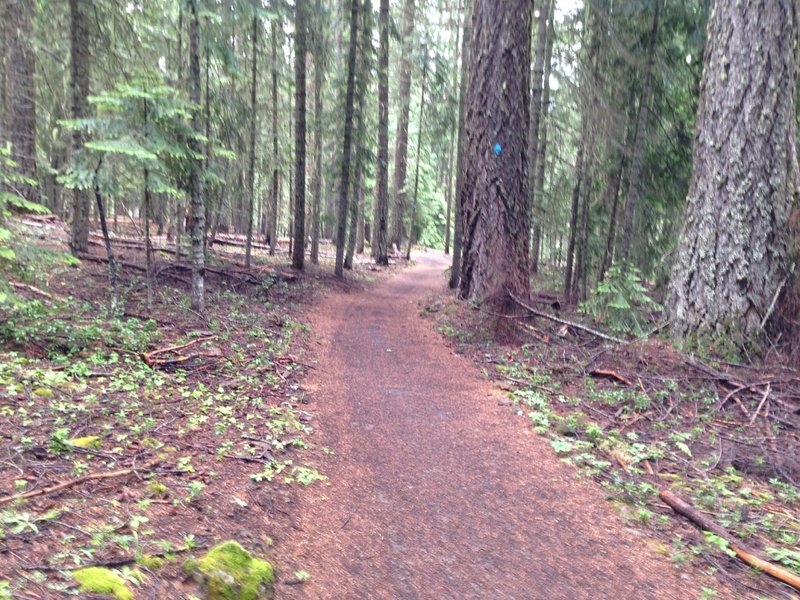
334, 0, 359, 278
292, 0, 307, 270
245, 11, 259, 268
372, 0, 390, 265
269, 19, 279, 256
443, 0, 463, 256
5, 0, 37, 202
188, 0, 206, 311
668, 0, 798, 354
619, 0, 660, 267
69, 0, 91, 255
389, 0, 416, 249
310, 0, 325, 264
448, 0, 472, 289
459, 0, 532, 310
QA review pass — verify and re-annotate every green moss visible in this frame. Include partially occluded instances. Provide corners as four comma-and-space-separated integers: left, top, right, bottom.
68, 436, 102, 449
73, 567, 133, 600
146, 481, 168, 497
136, 554, 164, 570
185, 541, 274, 600
32, 387, 53, 397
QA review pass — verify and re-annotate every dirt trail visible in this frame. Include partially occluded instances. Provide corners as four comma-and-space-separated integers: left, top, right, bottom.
279, 253, 706, 599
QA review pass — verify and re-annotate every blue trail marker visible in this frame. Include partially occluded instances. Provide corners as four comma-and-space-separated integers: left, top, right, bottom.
493, 143, 502, 156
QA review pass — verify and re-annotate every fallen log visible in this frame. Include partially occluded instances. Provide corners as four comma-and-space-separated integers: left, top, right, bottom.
0, 458, 161, 505
510, 294, 625, 344
659, 489, 800, 591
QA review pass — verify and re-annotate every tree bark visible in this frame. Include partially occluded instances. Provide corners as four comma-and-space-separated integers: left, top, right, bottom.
311, 0, 324, 265
668, 0, 798, 352
245, 14, 259, 268
458, 0, 532, 312
443, 0, 463, 256
563, 124, 585, 305
188, 0, 206, 312
269, 19, 279, 256
334, 0, 359, 278
69, 0, 91, 254
405, 62, 427, 261
292, 0, 307, 270
527, 0, 550, 252
372, 0, 390, 265
389, 0, 416, 250
448, 0, 472, 289
619, 1, 660, 267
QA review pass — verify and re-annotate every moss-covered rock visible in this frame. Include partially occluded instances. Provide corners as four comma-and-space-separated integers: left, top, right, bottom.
136, 554, 165, 570
73, 567, 133, 600
184, 541, 274, 600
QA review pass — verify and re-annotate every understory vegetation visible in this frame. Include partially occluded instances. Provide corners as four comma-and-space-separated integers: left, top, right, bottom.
0, 219, 335, 598
427, 292, 800, 600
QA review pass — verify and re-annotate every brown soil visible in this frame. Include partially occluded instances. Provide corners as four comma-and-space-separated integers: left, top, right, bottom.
276, 252, 723, 599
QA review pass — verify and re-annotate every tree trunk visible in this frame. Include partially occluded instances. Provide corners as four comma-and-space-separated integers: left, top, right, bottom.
311, 0, 324, 265
405, 62, 427, 261
69, 0, 91, 254
443, 0, 463, 256
292, 1, 307, 270
245, 15, 259, 268
269, 19, 279, 256
599, 155, 624, 282
530, 0, 554, 275
334, 0, 359, 278
458, 0, 532, 311
563, 125, 585, 305
449, 0, 472, 289
527, 0, 550, 248
619, 1, 660, 267
389, 0, 416, 250
372, 0, 390, 265
188, 0, 206, 312
668, 0, 797, 352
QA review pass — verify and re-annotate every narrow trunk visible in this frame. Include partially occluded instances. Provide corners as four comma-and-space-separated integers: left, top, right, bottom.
292, 2, 307, 270
619, 1, 660, 267
443, 0, 463, 256
389, 0, 417, 249
311, 0, 324, 264
143, 101, 154, 310
373, 0, 390, 265
69, 0, 91, 254
527, 0, 550, 229
245, 15, 259, 268
188, 0, 206, 311
449, 0, 472, 289
405, 63, 427, 261
94, 165, 118, 315
530, 0, 555, 274
563, 127, 585, 305
458, 0, 532, 311
269, 20, 279, 256
599, 156, 624, 282
334, 0, 359, 277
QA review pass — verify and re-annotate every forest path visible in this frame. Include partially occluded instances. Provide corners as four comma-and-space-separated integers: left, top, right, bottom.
278, 253, 702, 599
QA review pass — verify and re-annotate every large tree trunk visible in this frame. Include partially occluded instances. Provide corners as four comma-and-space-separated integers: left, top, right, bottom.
668, 0, 797, 353
292, 0, 307, 270
188, 0, 206, 312
6, 0, 37, 204
619, 1, 660, 267
458, 0, 532, 311
448, 0, 472, 289
334, 0, 359, 278
69, 0, 91, 254
245, 15, 259, 268
269, 19, 279, 256
443, 0, 463, 256
389, 0, 416, 250
372, 0, 390, 265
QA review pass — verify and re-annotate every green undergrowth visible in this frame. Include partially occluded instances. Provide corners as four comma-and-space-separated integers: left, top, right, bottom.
428, 298, 800, 597
0, 244, 324, 597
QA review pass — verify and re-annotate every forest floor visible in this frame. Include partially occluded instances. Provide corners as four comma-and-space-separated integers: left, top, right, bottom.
1, 219, 798, 599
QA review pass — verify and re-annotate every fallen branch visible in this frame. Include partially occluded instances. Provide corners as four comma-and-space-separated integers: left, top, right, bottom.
589, 369, 633, 386
141, 336, 216, 368
0, 458, 161, 505
24, 544, 202, 571
510, 294, 625, 344
659, 489, 800, 591
9, 281, 54, 300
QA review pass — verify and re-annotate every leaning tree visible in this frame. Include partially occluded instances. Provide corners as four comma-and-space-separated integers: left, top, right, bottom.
667, 0, 798, 356
458, 0, 533, 312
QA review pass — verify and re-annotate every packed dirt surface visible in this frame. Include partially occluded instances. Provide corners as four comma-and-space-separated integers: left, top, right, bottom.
277, 252, 721, 599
